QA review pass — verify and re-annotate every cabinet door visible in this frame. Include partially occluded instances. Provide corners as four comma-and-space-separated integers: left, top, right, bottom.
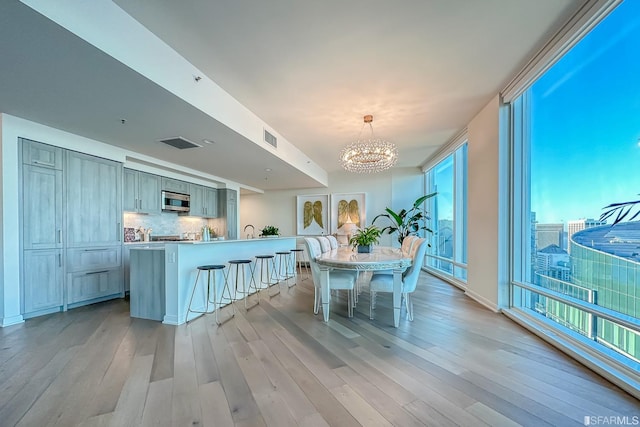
123, 168, 139, 212
204, 187, 218, 218
227, 195, 238, 240
189, 184, 204, 217
22, 165, 63, 250
162, 177, 189, 194
137, 172, 161, 214
66, 151, 122, 247
22, 139, 63, 170
68, 268, 122, 304
23, 249, 63, 313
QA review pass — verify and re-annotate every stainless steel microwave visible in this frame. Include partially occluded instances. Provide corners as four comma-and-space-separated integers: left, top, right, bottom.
161, 190, 190, 213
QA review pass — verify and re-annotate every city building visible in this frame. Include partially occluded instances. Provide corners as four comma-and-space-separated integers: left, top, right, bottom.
535, 222, 565, 251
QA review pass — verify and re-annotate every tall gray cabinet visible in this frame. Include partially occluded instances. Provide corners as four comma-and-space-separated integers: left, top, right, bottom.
21, 140, 64, 314
20, 139, 123, 318
218, 189, 237, 240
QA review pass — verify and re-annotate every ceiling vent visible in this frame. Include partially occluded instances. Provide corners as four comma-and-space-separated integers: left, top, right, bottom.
158, 136, 201, 150
264, 129, 277, 148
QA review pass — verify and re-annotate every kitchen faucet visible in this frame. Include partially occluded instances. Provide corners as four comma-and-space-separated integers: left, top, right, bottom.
244, 224, 255, 239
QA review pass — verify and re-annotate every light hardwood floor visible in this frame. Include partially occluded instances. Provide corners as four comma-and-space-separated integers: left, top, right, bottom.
0, 271, 638, 426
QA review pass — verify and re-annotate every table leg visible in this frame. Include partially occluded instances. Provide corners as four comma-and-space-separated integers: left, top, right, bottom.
393, 268, 402, 327
320, 266, 330, 322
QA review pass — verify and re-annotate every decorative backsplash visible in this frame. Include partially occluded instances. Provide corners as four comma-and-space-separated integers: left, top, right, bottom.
123, 212, 224, 239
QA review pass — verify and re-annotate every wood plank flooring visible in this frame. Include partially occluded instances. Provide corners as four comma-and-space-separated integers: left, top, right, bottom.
0, 271, 638, 426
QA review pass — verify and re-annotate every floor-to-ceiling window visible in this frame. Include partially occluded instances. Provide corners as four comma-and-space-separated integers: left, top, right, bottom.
424, 142, 467, 283
508, 0, 640, 380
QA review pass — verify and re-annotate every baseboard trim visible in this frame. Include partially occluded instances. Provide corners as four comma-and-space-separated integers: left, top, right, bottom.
1, 314, 25, 327
465, 289, 500, 313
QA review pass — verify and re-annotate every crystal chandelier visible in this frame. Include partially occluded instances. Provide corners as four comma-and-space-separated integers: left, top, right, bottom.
339, 115, 398, 173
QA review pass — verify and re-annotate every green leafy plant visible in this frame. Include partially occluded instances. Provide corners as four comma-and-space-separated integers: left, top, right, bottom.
349, 225, 382, 252
259, 225, 279, 236
373, 193, 436, 245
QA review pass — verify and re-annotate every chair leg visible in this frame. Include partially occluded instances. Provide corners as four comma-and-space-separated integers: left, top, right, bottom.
347, 289, 353, 318
314, 287, 320, 314
369, 291, 374, 320
406, 293, 414, 321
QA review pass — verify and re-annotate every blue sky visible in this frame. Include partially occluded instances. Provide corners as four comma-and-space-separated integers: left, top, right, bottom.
530, 0, 640, 224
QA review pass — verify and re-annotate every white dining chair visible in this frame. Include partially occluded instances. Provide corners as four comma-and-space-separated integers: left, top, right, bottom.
316, 236, 332, 253
304, 237, 357, 317
368, 238, 428, 321
372, 235, 418, 278
326, 235, 339, 249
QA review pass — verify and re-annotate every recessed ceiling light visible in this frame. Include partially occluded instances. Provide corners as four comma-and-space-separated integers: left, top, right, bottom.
202, 139, 215, 144
265, 168, 272, 172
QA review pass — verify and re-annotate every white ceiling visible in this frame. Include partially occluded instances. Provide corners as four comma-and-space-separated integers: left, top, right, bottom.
0, 0, 582, 191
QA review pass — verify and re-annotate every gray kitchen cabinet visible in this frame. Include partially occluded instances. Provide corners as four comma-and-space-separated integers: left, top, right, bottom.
22, 249, 64, 314
162, 177, 189, 194
22, 165, 63, 250
22, 138, 63, 170
67, 268, 122, 306
204, 187, 218, 218
218, 189, 237, 239
21, 141, 124, 318
123, 168, 161, 214
189, 184, 218, 218
66, 151, 122, 247
189, 183, 204, 217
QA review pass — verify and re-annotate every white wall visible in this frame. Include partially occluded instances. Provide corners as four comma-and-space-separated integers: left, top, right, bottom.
240, 167, 425, 248
466, 95, 508, 311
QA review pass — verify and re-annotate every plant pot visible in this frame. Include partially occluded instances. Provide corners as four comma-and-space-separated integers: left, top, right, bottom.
357, 244, 372, 253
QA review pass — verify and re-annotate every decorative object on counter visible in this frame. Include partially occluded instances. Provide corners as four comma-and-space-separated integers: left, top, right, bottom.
124, 227, 136, 242
259, 225, 279, 238
331, 192, 366, 235
339, 115, 398, 173
373, 193, 436, 245
201, 225, 218, 241
296, 194, 329, 236
349, 224, 382, 253
136, 227, 152, 242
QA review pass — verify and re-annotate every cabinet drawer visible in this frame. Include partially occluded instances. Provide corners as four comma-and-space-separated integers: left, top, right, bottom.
67, 247, 121, 272
68, 268, 122, 305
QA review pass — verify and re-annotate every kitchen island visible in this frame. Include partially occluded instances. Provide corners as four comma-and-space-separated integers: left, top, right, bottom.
129, 237, 298, 325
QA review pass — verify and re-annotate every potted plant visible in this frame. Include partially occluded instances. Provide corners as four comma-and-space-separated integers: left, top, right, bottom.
259, 225, 280, 237
349, 225, 382, 253
373, 193, 436, 245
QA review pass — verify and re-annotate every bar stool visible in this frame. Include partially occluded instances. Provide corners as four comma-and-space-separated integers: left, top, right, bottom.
186, 264, 228, 324
254, 254, 280, 297
274, 251, 294, 287
226, 259, 260, 309
290, 248, 307, 281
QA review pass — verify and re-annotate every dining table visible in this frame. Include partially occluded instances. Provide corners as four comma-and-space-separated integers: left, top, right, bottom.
314, 246, 412, 327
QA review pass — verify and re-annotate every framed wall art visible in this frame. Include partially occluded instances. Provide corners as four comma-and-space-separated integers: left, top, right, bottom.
330, 193, 366, 235
296, 194, 330, 235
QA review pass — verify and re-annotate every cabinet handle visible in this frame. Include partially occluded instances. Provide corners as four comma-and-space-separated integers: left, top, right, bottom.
57, 229, 62, 244
58, 253, 62, 267
33, 160, 55, 167
139, 199, 142, 210
83, 248, 108, 252
85, 270, 109, 275
135, 198, 138, 209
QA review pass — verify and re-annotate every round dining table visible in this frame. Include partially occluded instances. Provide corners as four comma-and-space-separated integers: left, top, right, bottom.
314, 246, 412, 327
